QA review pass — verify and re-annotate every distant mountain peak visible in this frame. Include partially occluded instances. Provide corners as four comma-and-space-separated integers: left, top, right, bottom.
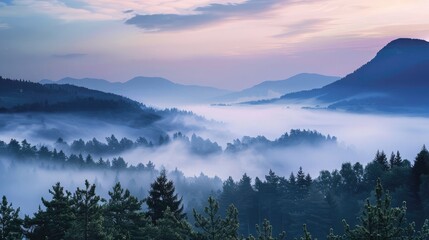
293, 73, 328, 77
128, 76, 169, 81
215, 73, 340, 103
376, 38, 429, 58
384, 38, 428, 48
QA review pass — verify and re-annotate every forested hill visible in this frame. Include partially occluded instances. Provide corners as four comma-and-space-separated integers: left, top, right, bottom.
254, 38, 429, 114
0, 76, 161, 125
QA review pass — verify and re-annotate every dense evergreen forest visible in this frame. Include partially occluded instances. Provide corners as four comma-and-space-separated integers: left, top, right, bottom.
1, 143, 429, 239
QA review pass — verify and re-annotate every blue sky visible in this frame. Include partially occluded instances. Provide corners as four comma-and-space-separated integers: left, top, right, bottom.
0, 0, 428, 90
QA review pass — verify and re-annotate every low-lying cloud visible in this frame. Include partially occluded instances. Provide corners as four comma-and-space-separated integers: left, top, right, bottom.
1, 104, 429, 216
182, 104, 429, 164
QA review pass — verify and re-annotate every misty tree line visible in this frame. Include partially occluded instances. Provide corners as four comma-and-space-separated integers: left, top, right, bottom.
0, 134, 221, 170
2, 147, 429, 239
0, 129, 336, 166
0, 138, 142, 170
0, 136, 224, 213
225, 129, 336, 153
67, 129, 335, 156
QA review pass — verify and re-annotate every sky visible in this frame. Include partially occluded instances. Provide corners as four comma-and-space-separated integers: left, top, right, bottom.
0, 0, 428, 90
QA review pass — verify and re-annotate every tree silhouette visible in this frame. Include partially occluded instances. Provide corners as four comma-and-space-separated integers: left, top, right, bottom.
146, 170, 185, 223
104, 182, 146, 239
23, 183, 74, 239
0, 196, 22, 240
67, 180, 106, 240
341, 179, 429, 239
193, 196, 239, 240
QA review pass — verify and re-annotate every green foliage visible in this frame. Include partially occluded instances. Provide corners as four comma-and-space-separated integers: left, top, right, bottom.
0, 196, 22, 240
297, 224, 312, 240
340, 179, 427, 240
193, 196, 239, 240
143, 207, 193, 240
4, 146, 429, 239
104, 182, 146, 239
246, 219, 286, 240
23, 182, 74, 239
146, 170, 185, 223
66, 180, 107, 240
412, 145, 429, 195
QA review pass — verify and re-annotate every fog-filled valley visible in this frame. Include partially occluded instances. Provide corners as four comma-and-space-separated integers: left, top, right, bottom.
2, 36, 429, 239
1, 103, 429, 210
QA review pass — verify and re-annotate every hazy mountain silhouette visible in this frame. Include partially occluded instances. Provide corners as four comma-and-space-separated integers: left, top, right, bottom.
215, 73, 339, 103
41, 76, 231, 106
257, 38, 429, 114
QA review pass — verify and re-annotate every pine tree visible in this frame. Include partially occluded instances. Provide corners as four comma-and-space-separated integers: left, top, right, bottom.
20, 139, 36, 159
342, 179, 417, 239
237, 173, 256, 235
412, 145, 429, 193
246, 219, 286, 240
193, 196, 239, 240
219, 177, 237, 213
143, 207, 193, 240
296, 167, 311, 199
66, 180, 106, 240
7, 139, 21, 157
374, 150, 389, 171
104, 182, 146, 239
388, 151, 404, 169
146, 170, 185, 223
0, 196, 22, 240
23, 183, 74, 240
41, 183, 74, 239
326, 228, 342, 240
85, 154, 95, 166
298, 224, 312, 240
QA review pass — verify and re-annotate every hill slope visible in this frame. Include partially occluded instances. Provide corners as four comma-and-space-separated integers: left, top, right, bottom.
216, 73, 339, 102
0, 76, 160, 126
268, 38, 429, 114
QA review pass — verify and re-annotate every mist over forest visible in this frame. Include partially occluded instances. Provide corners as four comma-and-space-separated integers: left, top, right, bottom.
1, 31, 429, 239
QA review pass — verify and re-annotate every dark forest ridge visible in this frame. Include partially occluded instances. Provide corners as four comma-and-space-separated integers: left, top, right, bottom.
251, 38, 429, 114
0, 76, 160, 126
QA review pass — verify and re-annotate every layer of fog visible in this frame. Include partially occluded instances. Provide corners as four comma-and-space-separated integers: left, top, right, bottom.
1, 104, 428, 215
121, 141, 357, 180
1, 105, 428, 180
182, 104, 429, 165
0, 112, 206, 145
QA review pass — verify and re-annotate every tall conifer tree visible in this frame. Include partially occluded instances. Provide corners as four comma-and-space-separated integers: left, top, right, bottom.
146, 170, 185, 223
0, 196, 22, 240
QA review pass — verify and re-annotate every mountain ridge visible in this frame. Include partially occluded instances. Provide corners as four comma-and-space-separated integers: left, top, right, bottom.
254, 38, 429, 114
215, 73, 340, 103
41, 73, 341, 106
41, 76, 231, 106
